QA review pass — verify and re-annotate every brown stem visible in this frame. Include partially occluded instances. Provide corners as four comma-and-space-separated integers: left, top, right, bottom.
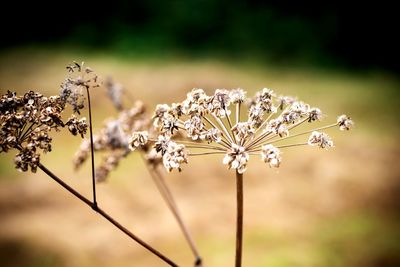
152, 165, 203, 266
38, 163, 178, 267
235, 170, 243, 267
85, 87, 97, 207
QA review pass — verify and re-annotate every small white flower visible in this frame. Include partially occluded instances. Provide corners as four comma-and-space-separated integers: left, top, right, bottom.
209, 89, 231, 118
337, 115, 354, 131
261, 144, 281, 168
308, 108, 323, 122
204, 128, 222, 143
163, 142, 188, 172
232, 122, 255, 142
223, 144, 249, 173
129, 131, 149, 151
184, 115, 206, 140
308, 131, 333, 149
229, 88, 246, 104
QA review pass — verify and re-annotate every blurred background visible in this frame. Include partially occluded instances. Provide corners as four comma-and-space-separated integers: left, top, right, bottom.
0, 2, 399, 267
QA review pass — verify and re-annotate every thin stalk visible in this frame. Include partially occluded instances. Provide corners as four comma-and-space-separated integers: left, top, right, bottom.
203, 116, 231, 146
212, 114, 234, 144
152, 165, 203, 266
188, 151, 226, 156
19, 122, 36, 142
85, 87, 97, 207
235, 103, 240, 125
184, 145, 226, 151
249, 142, 308, 152
37, 163, 178, 267
265, 123, 338, 146
252, 112, 275, 136
246, 117, 309, 150
235, 170, 244, 267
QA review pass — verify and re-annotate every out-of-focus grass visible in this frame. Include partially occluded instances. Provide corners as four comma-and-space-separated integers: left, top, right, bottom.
0, 48, 399, 267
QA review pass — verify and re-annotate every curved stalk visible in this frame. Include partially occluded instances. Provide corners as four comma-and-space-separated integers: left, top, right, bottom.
38, 163, 178, 267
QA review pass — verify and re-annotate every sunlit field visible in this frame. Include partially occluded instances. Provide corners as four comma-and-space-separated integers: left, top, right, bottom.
0, 49, 399, 267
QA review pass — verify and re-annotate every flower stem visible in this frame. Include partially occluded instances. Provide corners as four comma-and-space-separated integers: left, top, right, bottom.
151, 165, 203, 267
37, 163, 178, 266
235, 170, 244, 267
85, 87, 97, 207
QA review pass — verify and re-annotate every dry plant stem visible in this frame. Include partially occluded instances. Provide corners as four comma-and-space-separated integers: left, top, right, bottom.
37, 163, 178, 267
85, 87, 97, 207
151, 165, 203, 267
235, 170, 244, 267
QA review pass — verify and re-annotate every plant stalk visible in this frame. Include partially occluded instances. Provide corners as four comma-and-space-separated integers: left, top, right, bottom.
235, 170, 243, 267
151, 165, 203, 266
85, 87, 97, 207
38, 163, 178, 267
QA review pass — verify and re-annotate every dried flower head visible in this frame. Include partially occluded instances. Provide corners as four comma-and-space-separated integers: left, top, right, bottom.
133, 88, 353, 173
60, 61, 100, 114
337, 115, 354, 131
105, 77, 124, 111
0, 89, 87, 172
73, 100, 153, 181
308, 131, 334, 149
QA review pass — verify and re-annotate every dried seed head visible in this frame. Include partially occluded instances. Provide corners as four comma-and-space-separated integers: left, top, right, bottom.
1, 88, 87, 173
337, 115, 354, 131
223, 144, 249, 174
105, 77, 124, 110
261, 144, 281, 168
146, 87, 352, 174
129, 131, 149, 151
66, 115, 88, 138
163, 142, 188, 172
308, 131, 334, 149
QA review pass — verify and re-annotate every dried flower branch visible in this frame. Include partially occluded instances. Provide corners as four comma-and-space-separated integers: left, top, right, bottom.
74, 98, 203, 266
64, 61, 101, 206
0, 72, 178, 266
132, 87, 354, 267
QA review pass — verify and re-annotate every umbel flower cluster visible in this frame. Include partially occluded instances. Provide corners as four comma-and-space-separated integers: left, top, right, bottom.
0, 62, 99, 173
73, 100, 154, 182
130, 88, 353, 173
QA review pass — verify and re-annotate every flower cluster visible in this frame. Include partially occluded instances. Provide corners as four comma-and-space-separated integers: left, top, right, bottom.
73, 101, 155, 182
130, 88, 354, 174
60, 61, 100, 114
0, 90, 87, 172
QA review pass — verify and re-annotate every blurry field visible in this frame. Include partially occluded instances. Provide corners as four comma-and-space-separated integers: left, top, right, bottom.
0, 48, 399, 267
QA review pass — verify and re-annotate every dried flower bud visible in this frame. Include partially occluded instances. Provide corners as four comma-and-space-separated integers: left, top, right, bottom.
337, 115, 354, 131
66, 115, 88, 138
261, 144, 281, 168
129, 131, 149, 151
308, 131, 333, 149
163, 142, 188, 172
230, 89, 246, 104
223, 144, 249, 174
